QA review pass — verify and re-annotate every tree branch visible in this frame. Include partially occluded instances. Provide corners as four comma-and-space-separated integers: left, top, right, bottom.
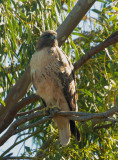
0, 106, 117, 146
16, 105, 44, 117
74, 31, 118, 71
57, 0, 96, 46
93, 122, 116, 130
0, 66, 31, 123
13, 116, 51, 135
57, 106, 118, 120
0, 94, 40, 133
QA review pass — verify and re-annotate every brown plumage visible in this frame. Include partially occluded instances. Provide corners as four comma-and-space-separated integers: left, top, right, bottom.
30, 30, 80, 146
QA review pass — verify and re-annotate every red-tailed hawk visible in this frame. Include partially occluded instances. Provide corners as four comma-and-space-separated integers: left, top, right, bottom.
30, 30, 80, 146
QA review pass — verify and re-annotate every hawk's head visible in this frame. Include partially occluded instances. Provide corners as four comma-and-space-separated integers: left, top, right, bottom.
36, 30, 58, 51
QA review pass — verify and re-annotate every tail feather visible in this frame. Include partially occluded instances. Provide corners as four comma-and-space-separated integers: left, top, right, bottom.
54, 117, 70, 146
58, 126, 70, 146
70, 120, 81, 141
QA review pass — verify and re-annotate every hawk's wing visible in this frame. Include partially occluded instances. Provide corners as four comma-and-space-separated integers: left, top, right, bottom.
56, 47, 80, 141
56, 47, 78, 112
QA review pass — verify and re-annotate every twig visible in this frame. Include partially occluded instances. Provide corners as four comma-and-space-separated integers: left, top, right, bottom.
3, 157, 33, 160
93, 122, 115, 130
13, 116, 51, 135
16, 105, 44, 117
0, 130, 39, 158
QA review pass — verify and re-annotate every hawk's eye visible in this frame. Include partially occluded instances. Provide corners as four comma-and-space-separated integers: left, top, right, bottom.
43, 34, 50, 38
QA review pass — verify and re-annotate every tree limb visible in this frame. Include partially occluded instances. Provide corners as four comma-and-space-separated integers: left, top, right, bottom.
74, 31, 118, 71
0, 110, 45, 146
0, 66, 31, 123
57, 0, 96, 46
0, 94, 40, 133
0, 106, 117, 146
57, 106, 118, 119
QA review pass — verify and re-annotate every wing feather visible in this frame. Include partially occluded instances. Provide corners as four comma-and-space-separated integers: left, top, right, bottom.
56, 47, 78, 112
56, 47, 80, 141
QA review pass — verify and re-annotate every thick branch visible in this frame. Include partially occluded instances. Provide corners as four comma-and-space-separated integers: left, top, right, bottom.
0, 66, 31, 123
0, 94, 40, 133
57, 0, 96, 46
57, 106, 118, 119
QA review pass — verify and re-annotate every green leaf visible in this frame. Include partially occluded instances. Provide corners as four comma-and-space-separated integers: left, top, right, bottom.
0, 99, 5, 107
112, 7, 118, 11
97, 0, 107, 3
79, 89, 93, 97
25, 146, 31, 152
107, 15, 117, 22
92, 9, 101, 15
72, 32, 89, 40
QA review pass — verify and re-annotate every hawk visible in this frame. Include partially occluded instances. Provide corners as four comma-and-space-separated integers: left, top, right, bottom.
30, 30, 80, 146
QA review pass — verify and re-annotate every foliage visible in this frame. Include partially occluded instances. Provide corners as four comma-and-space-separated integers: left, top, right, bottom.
0, 0, 118, 159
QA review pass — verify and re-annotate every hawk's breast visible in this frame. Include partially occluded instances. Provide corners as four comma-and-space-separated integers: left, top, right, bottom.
30, 46, 77, 111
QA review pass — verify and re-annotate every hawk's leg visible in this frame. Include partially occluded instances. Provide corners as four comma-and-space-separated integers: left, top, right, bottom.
41, 103, 61, 115
48, 103, 61, 115
40, 98, 49, 115
43, 102, 61, 116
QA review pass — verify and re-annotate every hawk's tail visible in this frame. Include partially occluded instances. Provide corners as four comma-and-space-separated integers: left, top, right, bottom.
58, 123, 70, 147
54, 117, 70, 146
70, 120, 81, 141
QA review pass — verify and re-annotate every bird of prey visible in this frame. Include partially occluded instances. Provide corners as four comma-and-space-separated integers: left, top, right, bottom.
30, 30, 80, 146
